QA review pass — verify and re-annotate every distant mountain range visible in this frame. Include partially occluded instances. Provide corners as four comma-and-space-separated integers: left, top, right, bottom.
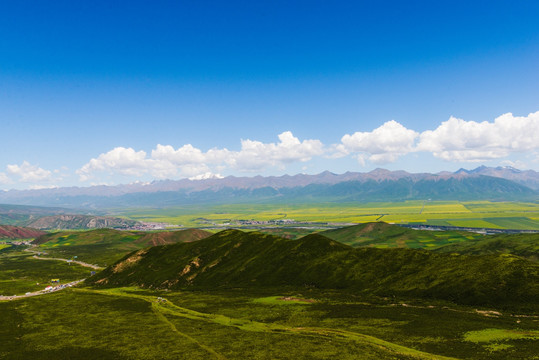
453, 165, 539, 190
0, 166, 537, 208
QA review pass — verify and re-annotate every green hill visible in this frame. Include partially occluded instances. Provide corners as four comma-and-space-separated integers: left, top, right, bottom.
134, 229, 212, 246
32, 228, 212, 266
435, 233, 539, 262
320, 221, 481, 248
89, 229, 539, 309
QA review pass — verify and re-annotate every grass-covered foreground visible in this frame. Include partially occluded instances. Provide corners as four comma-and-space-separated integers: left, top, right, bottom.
2, 225, 539, 359
0, 248, 92, 296
1, 286, 538, 359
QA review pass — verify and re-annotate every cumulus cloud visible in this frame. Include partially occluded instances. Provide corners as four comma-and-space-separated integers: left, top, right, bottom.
0, 172, 10, 184
189, 172, 224, 181
29, 184, 58, 190
417, 111, 539, 161
338, 120, 419, 164
75, 111, 539, 183
231, 131, 324, 170
77, 132, 324, 181
77, 147, 155, 181
6, 161, 53, 182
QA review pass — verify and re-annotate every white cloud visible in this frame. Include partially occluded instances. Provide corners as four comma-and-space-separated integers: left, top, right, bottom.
231, 131, 324, 170
417, 111, 539, 162
6, 161, 53, 182
189, 172, 224, 181
152, 144, 209, 165
76, 147, 166, 181
29, 184, 58, 190
339, 120, 419, 164
0, 172, 10, 184
77, 132, 324, 181
74, 112, 539, 183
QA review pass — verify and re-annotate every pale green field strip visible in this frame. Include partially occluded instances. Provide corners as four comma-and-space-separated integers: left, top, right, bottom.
464, 328, 539, 343
78, 287, 457, 360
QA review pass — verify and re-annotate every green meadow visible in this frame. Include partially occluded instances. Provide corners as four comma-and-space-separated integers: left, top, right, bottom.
115, 200, 539, 230
1, 222, 538, 359
0, 223, 539, 360
0, 248, 92, 295
2, 285, 538, 359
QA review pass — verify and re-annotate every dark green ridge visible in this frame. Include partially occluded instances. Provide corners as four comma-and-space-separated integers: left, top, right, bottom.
435, 233, 539, 262
88, 229, 539, 309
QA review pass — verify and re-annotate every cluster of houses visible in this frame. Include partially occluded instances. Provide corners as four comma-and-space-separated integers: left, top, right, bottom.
129, 222, 181, 231
43, 280, 79, 293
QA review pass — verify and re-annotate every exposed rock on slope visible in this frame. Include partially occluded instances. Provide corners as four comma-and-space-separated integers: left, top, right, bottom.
0, 225, 46, 239
25, 215, 139, 230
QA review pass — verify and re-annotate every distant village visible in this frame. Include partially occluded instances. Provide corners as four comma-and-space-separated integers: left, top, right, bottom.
128, 222, 181, 231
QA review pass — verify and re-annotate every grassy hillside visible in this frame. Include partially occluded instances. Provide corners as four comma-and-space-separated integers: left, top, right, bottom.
6, 286, 539, 359
3, 227, 539, 359
135, 229, 212, 246
321, 222, 482, 248
33, 229, 144, 266
32, 228, 212, 266
0, 249, 92, 295
89, 230, 539, 309
254, 227, 317, 239
435, 233, 539, 262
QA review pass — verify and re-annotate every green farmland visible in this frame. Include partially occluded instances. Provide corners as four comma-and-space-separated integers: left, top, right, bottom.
115, 200, 539, 230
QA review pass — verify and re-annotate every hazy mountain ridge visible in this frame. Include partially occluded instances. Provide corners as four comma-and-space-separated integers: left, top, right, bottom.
455, 165, 539, 190
0, 167, 537, 208
0, 204, 81, 225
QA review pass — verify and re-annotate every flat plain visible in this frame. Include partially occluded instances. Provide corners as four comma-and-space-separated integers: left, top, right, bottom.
115, 200, 539, 230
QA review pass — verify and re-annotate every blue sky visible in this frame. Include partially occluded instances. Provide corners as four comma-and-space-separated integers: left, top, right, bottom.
1, 1, 539, 190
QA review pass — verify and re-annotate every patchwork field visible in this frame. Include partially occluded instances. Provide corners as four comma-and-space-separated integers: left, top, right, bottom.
115, 200, 539, 230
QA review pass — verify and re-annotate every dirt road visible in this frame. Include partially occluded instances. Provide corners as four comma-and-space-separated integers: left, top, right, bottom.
0, 279, 85, 301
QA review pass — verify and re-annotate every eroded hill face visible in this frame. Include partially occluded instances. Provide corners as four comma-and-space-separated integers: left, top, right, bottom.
0, 225, 46, 240
25, 215, 140, 230
88, 229, 539, 309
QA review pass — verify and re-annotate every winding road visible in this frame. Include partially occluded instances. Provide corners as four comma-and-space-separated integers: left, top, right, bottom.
0, 249, 104, 301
